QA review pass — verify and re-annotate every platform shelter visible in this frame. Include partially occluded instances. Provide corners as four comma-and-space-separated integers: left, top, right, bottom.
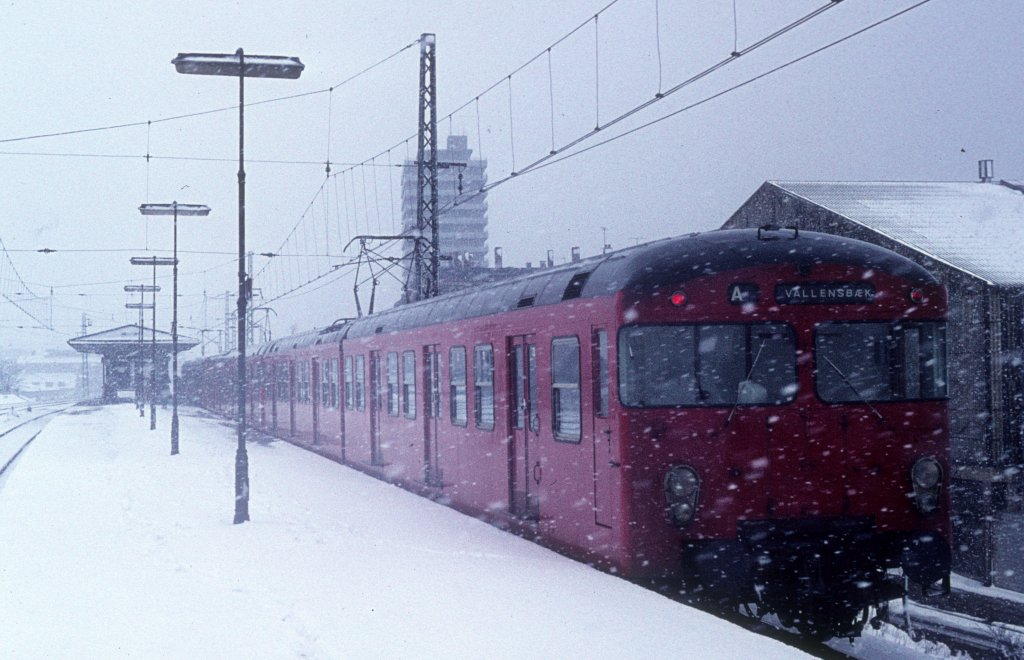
68, 324, 198, 402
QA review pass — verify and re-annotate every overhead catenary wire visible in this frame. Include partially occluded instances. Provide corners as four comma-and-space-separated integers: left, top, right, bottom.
257, 0, 852, 304
0, 40, 418, 146
429, 0, 934, 227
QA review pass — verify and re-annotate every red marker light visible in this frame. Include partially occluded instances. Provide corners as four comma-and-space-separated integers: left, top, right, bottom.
670, 291, 687, 307
909, 288, 925, 304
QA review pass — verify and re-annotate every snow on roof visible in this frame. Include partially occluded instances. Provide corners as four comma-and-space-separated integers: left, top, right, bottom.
67, 324, 199, 352
771, 181, 1024, 286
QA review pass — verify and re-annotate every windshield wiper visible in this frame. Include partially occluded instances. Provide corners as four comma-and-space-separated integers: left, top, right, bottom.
821, 355, 883, 421
726, 337, 768, 426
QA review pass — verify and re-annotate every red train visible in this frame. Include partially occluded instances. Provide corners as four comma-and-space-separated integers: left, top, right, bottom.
182, 227, 951, 638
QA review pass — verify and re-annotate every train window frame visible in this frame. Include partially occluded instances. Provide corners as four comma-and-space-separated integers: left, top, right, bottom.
344, 356, 354, 410
402, 350, 417, 419
474, 344, 495, 430
320, 358, 331, 408
387, 352, 400, 417
551, 336, 582, 443
276, 362, 289, 402
354, 355, 366, 411
593, 329, 609, 418
295, 360, 310, 404
426, 348, 442, 419
449, 346, 468, 427
617, 323, 798, 408
330, 357, 339, 409
814, 320, 948, 403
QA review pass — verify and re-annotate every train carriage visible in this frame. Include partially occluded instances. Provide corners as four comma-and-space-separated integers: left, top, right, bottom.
188, 226, 951, 639
251, 328, 345, 455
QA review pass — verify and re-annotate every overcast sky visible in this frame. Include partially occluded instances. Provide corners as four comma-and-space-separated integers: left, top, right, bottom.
1, 0, 1021, 350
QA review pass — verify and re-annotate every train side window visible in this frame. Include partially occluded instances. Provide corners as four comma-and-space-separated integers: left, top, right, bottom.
511, 346, 524, 429
593, 329, 609, 417
427, 349, 442, 419
276, 363, 289, 402
354, 355, 366, 411
449, 346, 468, 426
552, 336, 582, 442
295, 360, 310, 403
330, 357, 339, 408
344, 356, 354, 409
528, 345, 539, 432
387, 352, 399, 416
402, 350, 416, 419
320, 359, 330, 408
474, 344, 495, 430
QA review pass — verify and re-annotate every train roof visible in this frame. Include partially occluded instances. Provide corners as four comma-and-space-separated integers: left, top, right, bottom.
324, 228, 938, 340
253, 322, 351, 355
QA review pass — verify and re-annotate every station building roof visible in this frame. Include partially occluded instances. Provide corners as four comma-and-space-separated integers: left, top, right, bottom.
767, 180, 1024, 286
68, 324, 199, 356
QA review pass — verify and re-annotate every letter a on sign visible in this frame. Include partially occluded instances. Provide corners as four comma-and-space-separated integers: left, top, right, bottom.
727, 283, 759, 304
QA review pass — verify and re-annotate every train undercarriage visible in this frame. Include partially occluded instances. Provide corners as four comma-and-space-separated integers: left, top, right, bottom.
679, 517, 951, 639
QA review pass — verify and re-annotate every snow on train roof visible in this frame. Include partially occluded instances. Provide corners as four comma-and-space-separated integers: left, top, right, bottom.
343, 228, 933, 339
772, 181, 1024, 286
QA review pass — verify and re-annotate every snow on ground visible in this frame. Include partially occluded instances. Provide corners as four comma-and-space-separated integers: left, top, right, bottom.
0, 403, 808, 659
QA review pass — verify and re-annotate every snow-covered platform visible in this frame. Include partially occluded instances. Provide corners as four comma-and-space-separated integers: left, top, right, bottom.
0, 403, 806, 659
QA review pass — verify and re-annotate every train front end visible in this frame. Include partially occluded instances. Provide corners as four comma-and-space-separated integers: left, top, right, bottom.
615, 228, 951, 638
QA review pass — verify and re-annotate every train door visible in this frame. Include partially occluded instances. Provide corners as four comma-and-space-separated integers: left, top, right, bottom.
508, 334, 539, 520
369, 350, 383, 465
591, 326, 617, 528
311, 359, 320, 445
423, 345, 442, 486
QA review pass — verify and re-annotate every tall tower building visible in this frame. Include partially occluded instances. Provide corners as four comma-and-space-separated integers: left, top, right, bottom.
401, 135, 489, 272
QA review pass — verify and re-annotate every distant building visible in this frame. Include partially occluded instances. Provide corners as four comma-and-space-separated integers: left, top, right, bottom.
723, 175, 1024, 588
402, 135, 489, 275
15, 350, 90, 403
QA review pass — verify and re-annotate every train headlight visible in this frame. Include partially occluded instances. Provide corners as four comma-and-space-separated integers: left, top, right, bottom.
910, 457, 942, 514
665, 465, 700, 526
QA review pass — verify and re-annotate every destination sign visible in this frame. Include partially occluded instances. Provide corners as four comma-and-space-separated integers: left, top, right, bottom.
775, 282, 876, 304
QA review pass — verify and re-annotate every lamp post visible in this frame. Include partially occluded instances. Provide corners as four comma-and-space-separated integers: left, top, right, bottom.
172, 49, 304, 524
125, 284, 160, 416
140, 202, 210, 455
131, 256, 176, 432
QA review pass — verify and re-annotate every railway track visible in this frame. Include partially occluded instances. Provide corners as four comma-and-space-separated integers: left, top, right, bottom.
888, 597, 1024, 659
0, 402, 76, 482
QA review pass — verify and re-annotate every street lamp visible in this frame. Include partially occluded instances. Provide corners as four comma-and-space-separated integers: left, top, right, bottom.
140, 202, 210, 455
172, 49, 304, 524
131, 256, 176, 432
125, 284, 160, 416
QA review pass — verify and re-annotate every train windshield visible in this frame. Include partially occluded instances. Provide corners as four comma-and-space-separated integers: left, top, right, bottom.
618, 324, 797, 407
815, 321, 947, 402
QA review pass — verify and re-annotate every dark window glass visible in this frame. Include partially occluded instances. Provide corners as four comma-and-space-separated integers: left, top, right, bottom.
552, 337, 581, 442
402, 350, 416, 418
449, 347, 467, 426
387, 352, 399, 416
618, 324, 797, 407
321, 360, 330, 408
474, 344, 494, 429
330, 357, 339, 408
815, 321, 947, 402
594, 329, 609, 417
354, 355, 366, 411
528, 345, 538, 432
276, 363, 289, 402
511, 345, 524, 429
344, 356, 354, 410
427, 350, 441, 419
